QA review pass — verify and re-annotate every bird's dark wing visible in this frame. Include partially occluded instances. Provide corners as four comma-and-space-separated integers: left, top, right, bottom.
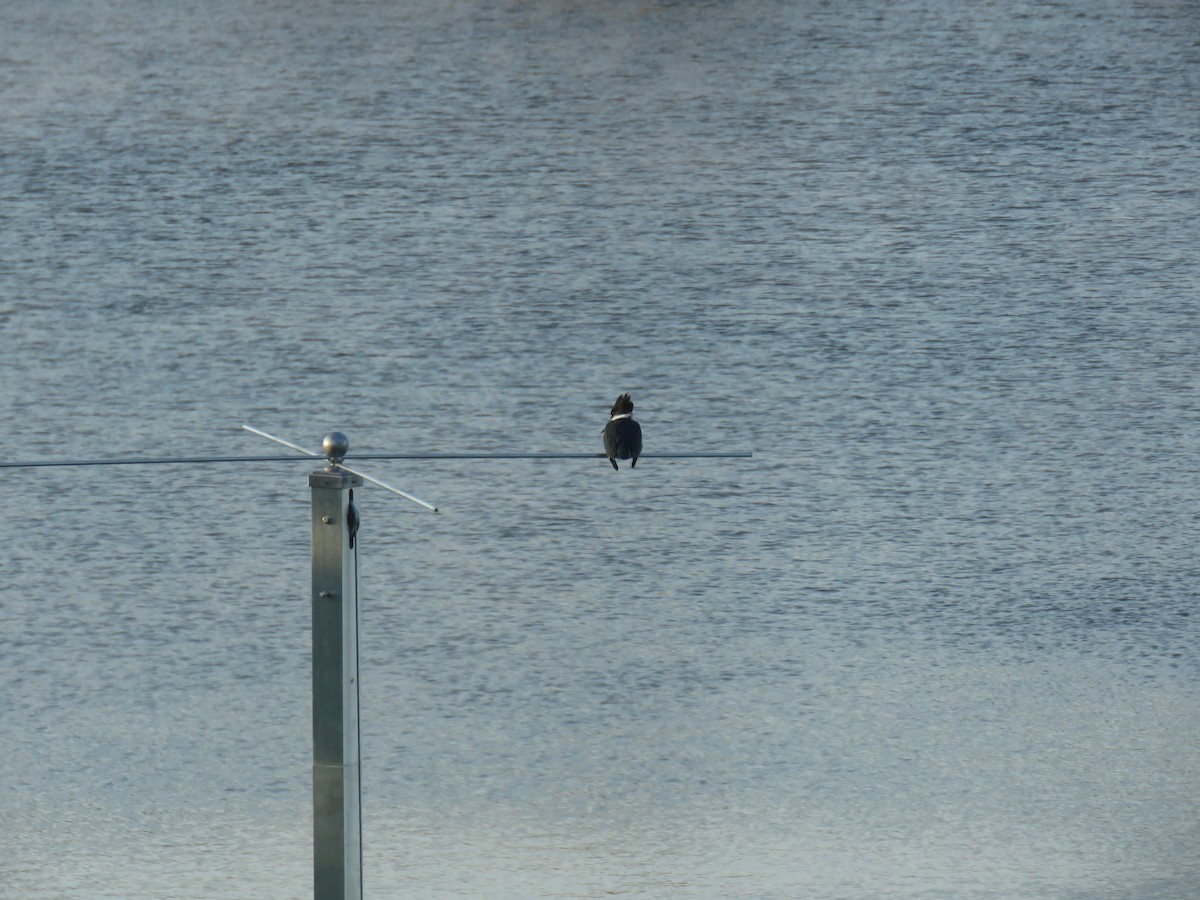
602, 420, 620, 457
628, 420, 643, 458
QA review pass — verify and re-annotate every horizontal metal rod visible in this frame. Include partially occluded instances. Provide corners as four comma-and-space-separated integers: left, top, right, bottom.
242, 424, 314, 457
337, 463, 439, 513
0, 452, 751, 469
246, 423, 446, 511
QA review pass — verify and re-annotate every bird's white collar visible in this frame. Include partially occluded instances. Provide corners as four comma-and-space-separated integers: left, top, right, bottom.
609, 413, 632, 421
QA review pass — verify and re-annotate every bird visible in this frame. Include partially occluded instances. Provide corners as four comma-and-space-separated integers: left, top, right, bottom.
602, 393, 642, 470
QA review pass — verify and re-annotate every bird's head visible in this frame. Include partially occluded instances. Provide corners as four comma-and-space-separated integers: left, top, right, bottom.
610, 393, 634, 417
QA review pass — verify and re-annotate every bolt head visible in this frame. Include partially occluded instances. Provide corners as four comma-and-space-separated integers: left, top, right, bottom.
323, 432, 350, 460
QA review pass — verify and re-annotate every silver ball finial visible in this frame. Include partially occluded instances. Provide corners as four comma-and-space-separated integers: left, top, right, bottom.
323, 432, 350, 462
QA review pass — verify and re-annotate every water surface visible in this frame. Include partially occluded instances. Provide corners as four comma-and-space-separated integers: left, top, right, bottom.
2, 1, 1198, 896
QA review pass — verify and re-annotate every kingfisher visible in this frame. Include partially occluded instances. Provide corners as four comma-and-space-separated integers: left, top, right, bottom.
602, 393, 642, 470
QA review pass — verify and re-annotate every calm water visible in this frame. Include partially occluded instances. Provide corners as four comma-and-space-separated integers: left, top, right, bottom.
2, 0, 1199, 896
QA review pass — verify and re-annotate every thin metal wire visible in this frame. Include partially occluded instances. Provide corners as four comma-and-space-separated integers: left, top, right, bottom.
0, 454, 316, 468
339, 451, 753, 460
0, 451, 752, 467
0, 429, 751, 472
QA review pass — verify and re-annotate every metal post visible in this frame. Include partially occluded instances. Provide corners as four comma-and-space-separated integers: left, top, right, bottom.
310, 466, 363, 900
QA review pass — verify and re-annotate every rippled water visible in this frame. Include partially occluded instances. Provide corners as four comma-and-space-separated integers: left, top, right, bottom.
2, 0, 1198, 897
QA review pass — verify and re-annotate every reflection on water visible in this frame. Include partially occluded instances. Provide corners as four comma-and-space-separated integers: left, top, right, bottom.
1, 0, 1198, 896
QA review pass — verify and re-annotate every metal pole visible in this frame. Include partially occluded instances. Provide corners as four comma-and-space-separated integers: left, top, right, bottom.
310, 466, 363, 900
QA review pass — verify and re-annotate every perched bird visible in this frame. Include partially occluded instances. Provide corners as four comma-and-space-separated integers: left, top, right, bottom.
602, 393, 643, 470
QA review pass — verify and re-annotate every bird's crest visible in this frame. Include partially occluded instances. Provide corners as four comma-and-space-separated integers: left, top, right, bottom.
610, 393, 634, 417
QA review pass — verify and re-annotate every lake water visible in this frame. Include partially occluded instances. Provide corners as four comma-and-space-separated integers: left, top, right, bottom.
2, 0, 1198, 896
